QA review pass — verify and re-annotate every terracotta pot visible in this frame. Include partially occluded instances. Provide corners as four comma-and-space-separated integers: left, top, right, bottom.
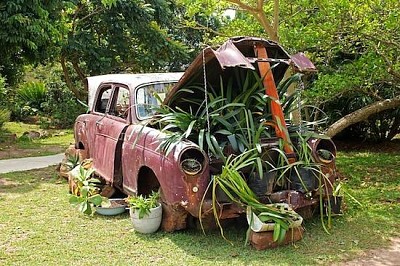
129, 204, 162, 234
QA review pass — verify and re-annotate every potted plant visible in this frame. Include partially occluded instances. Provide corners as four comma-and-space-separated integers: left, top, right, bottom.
68, 165, 109, 215
330, 181, 362, 215
126, 191, 162, 234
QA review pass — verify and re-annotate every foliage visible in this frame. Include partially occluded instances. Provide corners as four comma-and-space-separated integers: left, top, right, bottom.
126, 191, 160, 219
63, 153, 80, 172
40, 65, 87, 128
178, 0, 400, 140
69, 166, 108, 215
280, 0, 400, 140
0, 74, 7, 108
0, 109, 11, 128
154, 70, 270, 156
0, 0, 63, 85
16, 81, 47, 110
60, 0, 194, 99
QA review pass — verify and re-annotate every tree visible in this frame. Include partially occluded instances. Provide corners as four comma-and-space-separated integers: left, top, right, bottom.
60, 0, 193, 99
282, 0, 400, 140
179, 0, 400, 140
0, 0, 62, 85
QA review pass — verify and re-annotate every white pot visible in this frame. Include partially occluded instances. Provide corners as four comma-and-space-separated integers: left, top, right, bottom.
129, 204, 162, 234
246, 204, 303, 232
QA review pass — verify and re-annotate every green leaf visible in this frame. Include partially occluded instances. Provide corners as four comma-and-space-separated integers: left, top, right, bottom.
198, 129, 205, 150
89, 194, 103, 206
278, 227, 287, 243
273, 222, 281, 242
69, 195, 81, 205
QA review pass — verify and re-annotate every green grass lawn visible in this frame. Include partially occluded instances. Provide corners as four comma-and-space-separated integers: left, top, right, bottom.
0, 122, 74, 159
0, 149, 399, 265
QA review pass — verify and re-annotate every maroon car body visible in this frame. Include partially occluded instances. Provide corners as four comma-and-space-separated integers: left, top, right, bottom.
73, 37, 338, 231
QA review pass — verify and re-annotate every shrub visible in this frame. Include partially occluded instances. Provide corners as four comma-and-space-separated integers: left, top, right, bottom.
0, 74, 7, 108
17, 82, 47, 111
42, 76, 86, 129
0, 109, 10, 128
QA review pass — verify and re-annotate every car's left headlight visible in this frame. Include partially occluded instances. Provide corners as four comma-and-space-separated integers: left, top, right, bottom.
179, 148, 206, 176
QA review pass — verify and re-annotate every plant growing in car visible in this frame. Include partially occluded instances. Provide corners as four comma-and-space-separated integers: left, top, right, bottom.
69, 166, 109, 215
201, 150, 302, 243
126, 191, 160, 219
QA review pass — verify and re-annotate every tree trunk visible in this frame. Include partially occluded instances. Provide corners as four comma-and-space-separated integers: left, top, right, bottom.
326, 96, 400, 138
61, 55, 82, 100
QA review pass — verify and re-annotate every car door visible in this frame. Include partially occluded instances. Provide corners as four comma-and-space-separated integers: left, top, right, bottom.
90, 84, 130, 184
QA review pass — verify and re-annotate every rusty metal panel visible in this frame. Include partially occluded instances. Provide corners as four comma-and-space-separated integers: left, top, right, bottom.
290, 52, 317, 73
165, 37, 292, 105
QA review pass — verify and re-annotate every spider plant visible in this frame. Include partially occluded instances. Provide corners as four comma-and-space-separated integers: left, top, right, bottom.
200, 150, 302, 244
267, 132, 336, 232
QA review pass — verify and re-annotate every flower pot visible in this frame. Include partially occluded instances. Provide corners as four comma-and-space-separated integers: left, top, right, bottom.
95, 198, 127, 216
246, 204, 303, 232
129, 204, 162, 234
327, 196, 342, 215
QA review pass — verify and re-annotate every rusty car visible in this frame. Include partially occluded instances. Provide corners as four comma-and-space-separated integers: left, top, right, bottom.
72, 36, 339, 232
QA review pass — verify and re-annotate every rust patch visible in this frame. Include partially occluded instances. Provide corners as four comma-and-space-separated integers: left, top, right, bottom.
250, 227, 304, 250
161, 202, 188, 232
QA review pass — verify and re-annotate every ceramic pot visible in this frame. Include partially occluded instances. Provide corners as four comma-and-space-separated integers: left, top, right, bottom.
129, 204, 162, 234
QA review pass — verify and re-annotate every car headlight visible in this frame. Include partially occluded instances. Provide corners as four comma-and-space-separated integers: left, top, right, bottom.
179, 148, 205, 176
312, 138, 336, 164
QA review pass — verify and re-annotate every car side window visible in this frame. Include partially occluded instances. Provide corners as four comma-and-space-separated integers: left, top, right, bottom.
109, 86, 130, 119
136, 82, 175, 119
94, 86, 112, 113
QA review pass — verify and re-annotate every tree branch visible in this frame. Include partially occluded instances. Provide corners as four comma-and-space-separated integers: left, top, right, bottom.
257, 0, 264, 10
71, 59, 87, 90
226, 0, 259, 13
326, 95, 400, 137
273, 0, 279, 34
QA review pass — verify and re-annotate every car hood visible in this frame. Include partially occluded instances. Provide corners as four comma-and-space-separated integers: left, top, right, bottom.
164, 36, 316, 107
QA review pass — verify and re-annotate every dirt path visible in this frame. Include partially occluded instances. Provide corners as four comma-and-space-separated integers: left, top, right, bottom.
336, 238, 400, 266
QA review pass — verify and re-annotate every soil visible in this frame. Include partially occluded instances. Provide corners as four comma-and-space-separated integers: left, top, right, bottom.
335, 238, 400, 266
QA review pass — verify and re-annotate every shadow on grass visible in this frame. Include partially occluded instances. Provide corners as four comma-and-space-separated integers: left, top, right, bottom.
122, 193, 400, 265
0, 166, 65, 194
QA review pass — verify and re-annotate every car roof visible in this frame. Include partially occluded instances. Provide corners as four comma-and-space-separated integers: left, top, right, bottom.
86, 72, 184, 110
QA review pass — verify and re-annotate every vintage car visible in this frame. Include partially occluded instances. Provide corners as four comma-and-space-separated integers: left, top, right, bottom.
73, 37, 338, 231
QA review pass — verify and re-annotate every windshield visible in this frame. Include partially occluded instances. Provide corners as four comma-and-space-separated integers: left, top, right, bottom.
136, 82, 176, 119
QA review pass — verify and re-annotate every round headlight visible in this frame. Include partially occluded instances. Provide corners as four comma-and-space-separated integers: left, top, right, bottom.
179, 148, 205, 176
181, 158, 202, 175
